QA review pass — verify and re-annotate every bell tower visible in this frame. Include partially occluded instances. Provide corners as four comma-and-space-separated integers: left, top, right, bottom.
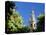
30, 9, 36, 31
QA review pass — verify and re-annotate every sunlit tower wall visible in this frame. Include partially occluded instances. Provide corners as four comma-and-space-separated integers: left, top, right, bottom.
30, 10, 37, 31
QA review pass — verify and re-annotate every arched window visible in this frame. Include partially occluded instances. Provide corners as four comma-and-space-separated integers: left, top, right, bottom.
34, 24, 35, 27
31, 24, 32, 27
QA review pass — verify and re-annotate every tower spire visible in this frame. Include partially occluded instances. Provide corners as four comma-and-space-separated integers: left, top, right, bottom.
30, 9, 36, 31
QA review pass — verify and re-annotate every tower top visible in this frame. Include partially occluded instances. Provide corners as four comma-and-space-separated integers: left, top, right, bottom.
32, 8, 35, 14
32, 10, 34, 14
31, 9, 36, 23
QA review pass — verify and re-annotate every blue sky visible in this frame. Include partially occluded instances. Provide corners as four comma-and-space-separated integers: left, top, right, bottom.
15, 2, 45, 26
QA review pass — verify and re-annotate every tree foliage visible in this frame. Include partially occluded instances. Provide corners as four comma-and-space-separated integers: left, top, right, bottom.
36, 14, 45, 32
5, 1, 30, 33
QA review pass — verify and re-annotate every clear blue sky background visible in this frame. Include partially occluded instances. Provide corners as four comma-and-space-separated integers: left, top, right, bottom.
15, 2, 45, 26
